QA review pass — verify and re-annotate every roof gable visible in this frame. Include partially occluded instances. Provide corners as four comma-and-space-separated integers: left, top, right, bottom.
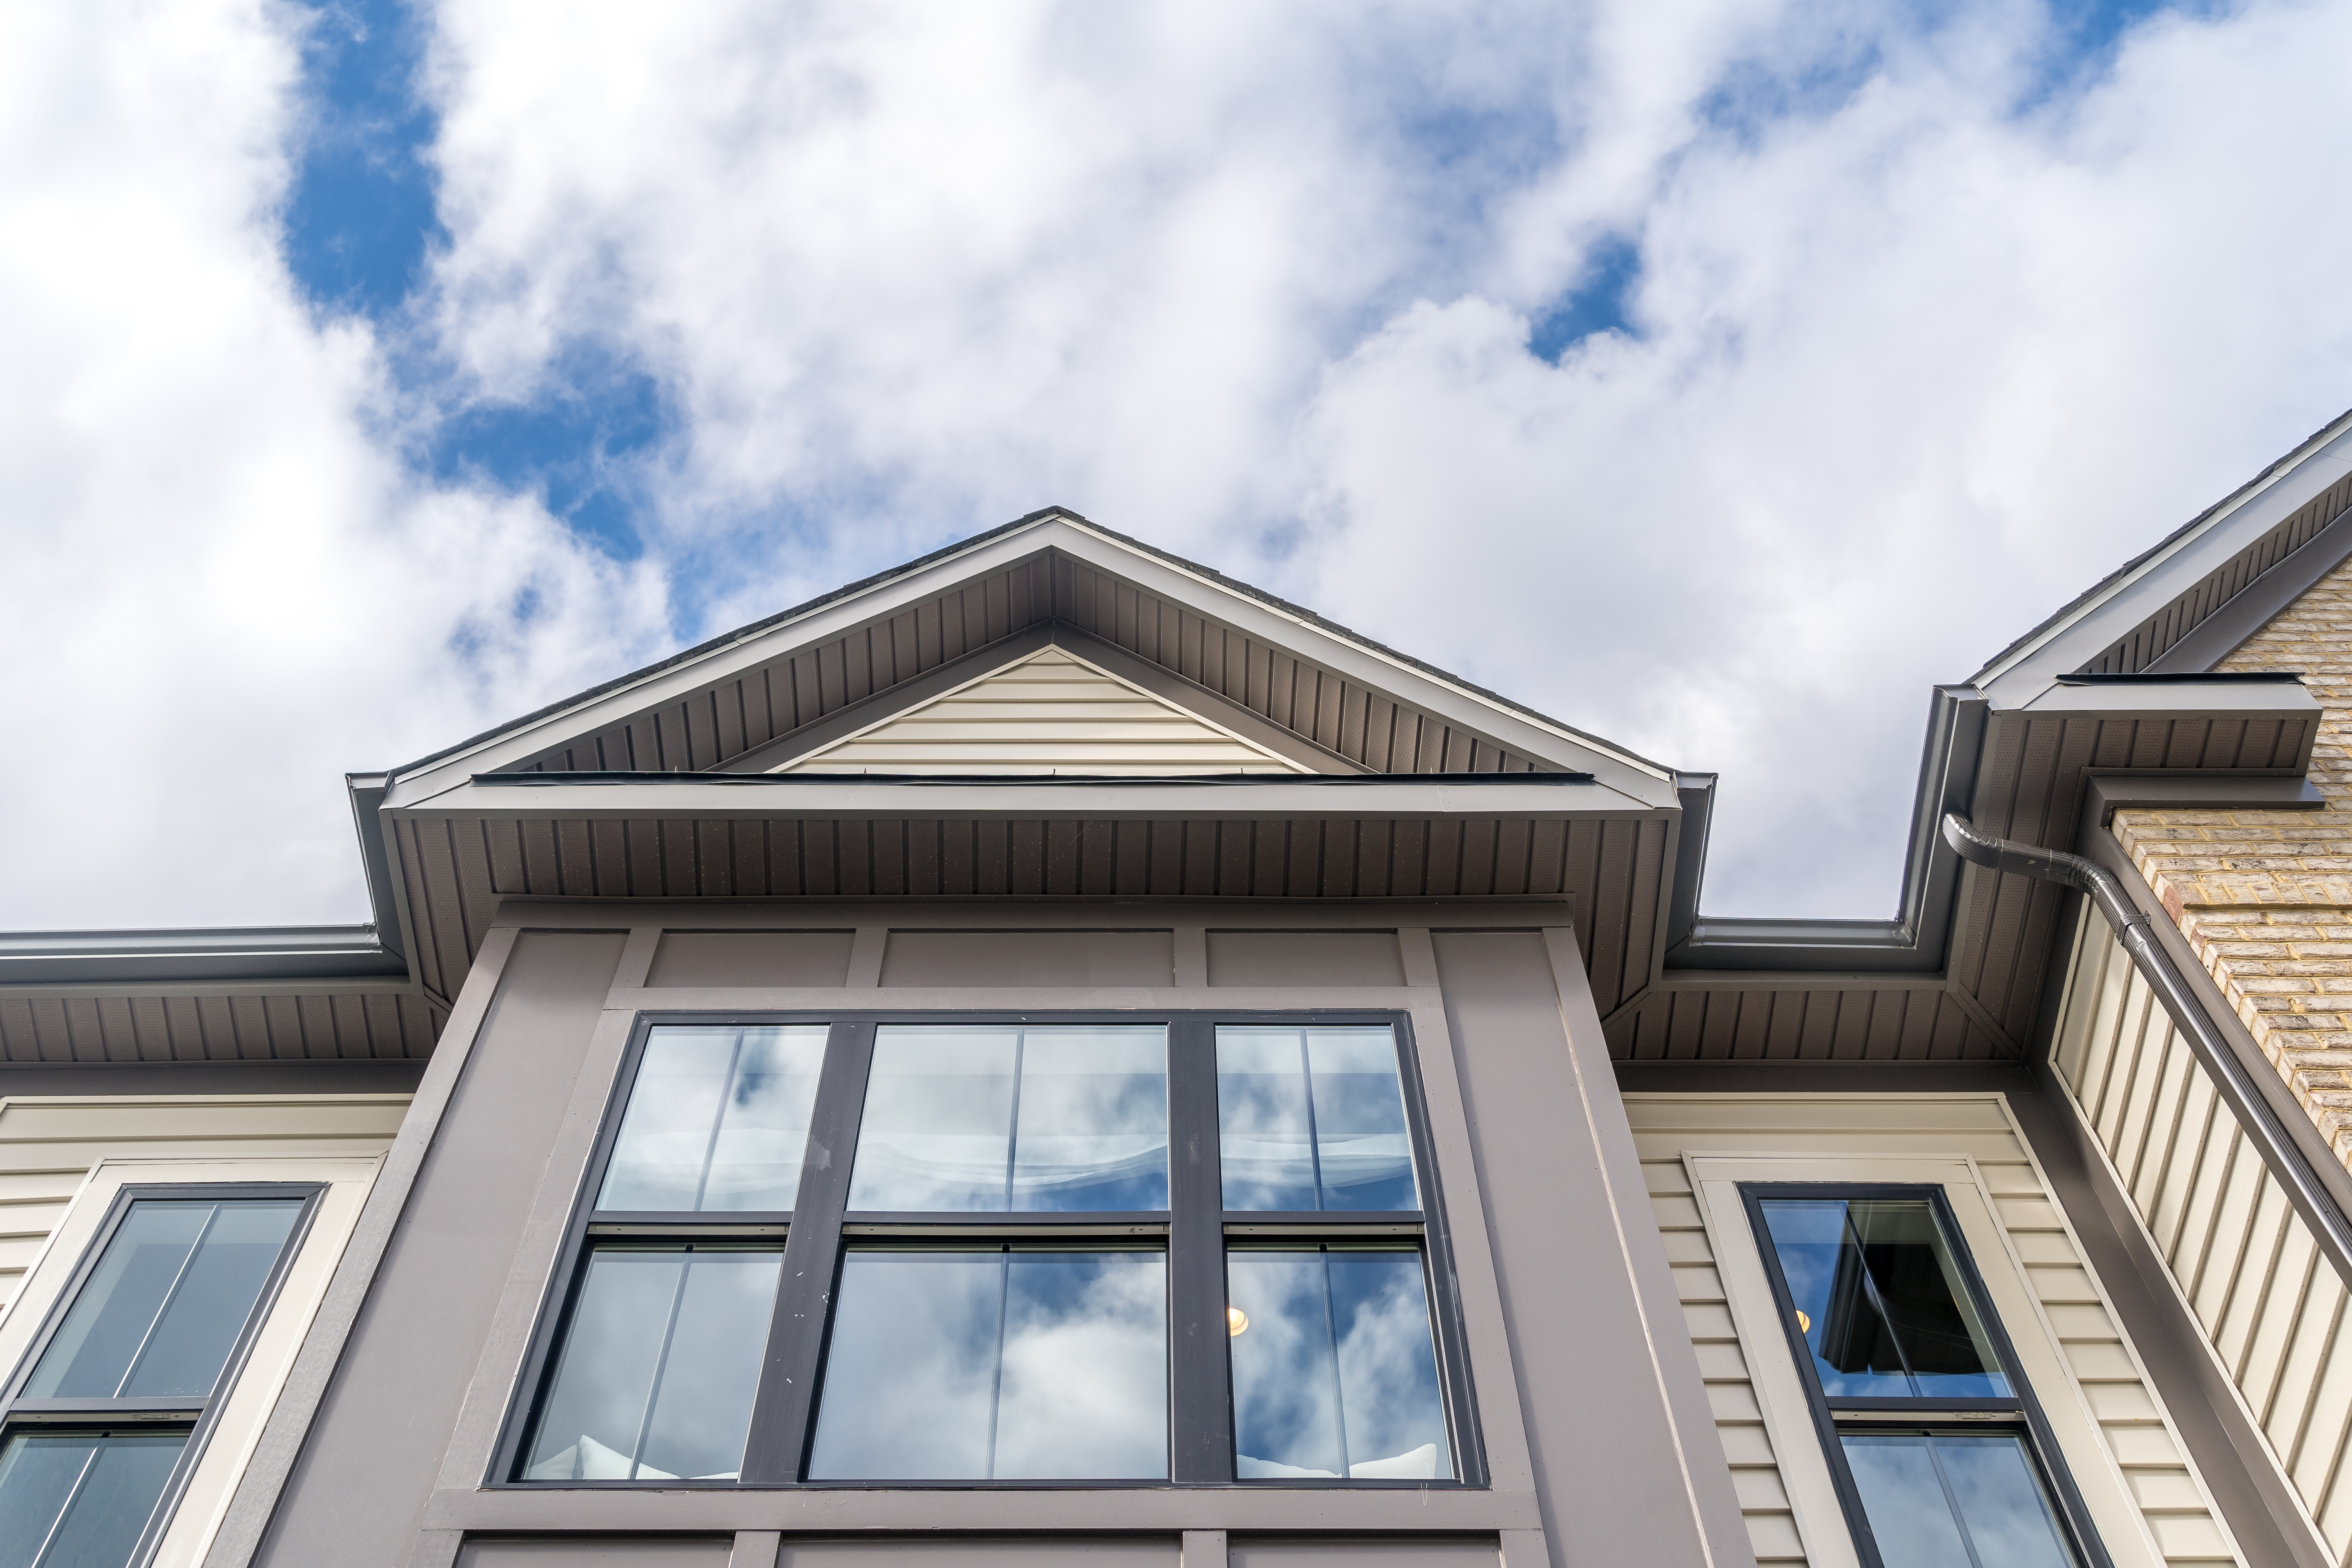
769, 645, 1310, 776
381, 511, 1678, 812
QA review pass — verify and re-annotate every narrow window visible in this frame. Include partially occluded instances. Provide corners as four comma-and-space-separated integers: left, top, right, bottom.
1747, 1189, 2100, 1568
0, 1189, 314, 1568
1216, 1024, 1452, 1482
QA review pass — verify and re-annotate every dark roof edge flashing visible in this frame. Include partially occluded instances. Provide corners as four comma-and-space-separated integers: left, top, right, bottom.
2053, 671, 2306, 685
469, 770, 1597, 788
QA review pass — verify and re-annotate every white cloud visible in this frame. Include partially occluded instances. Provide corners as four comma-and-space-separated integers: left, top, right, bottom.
8, 0, 2352, 928
0, 0, 668, 927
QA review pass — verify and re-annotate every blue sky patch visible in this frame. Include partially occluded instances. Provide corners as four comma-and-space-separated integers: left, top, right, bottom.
1530, 233, 1641, 360
284, 0, 443, 322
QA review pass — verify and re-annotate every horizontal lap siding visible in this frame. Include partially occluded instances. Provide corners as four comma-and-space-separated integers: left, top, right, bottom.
0, 992, 439, 1064
1626, 1095, 2235, 1568
2056, 919, 2352, 1559
1640, 1154, 1806, 1565
0, 1094, 408, 1318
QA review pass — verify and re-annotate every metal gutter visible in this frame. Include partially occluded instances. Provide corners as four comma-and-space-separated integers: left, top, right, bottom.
1942, 811, 2352, 1287
1665, 686, 1986, 973
0, 926, 410, 985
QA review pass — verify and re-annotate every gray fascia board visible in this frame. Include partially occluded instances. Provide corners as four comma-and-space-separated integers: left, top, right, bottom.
383, 516, 1680, 811
0, 926, 410, 985
2009, 679, 2322, 719
1976, 416, 2352, 705
390, 776, 1662, 823
1666, 685, 1985, 973
2084, 771, 2327, 824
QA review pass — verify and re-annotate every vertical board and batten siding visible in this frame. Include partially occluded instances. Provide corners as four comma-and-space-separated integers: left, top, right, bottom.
2055, 916, 2352, 1561
0, 1094, 410, 1317
772, 647, 1305, 775
1624, 1094, 2236, 1568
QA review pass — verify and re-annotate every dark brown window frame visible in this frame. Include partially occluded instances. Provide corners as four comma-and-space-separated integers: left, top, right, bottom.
0, 1181, 326, 1568
1741, 1181, 2112, 1568
494, 1009, 1486, 1490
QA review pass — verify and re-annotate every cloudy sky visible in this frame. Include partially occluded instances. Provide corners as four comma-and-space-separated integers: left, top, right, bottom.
5, 0, 2350, 931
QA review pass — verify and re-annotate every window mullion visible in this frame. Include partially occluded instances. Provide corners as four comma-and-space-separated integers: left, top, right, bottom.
739, 1018, 874, 1485
1167, 1015, 1231, 1485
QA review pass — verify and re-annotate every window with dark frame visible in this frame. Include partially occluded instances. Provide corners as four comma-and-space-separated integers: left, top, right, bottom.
0, 1184, 321, 1568
1742, 1183, 2109, 1568
505, 1013, 1480, 1488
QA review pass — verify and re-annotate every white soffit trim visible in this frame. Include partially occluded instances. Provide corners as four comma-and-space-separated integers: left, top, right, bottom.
385, 514, 1679, 810
767, 645, 1311, 776
1975, 411, 2352, 707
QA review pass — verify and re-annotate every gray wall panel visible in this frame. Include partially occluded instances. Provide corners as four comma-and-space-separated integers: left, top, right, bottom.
877, 929, 1173, 987
256, 930, 627, 1568
1205, 930, 1404, 987
646, 931, 855, 988
1227, 1539, 1496, 1567
775, 1540, 1176, 1567
457, 1541, 730, 1568
1430, 932, 1727, 1568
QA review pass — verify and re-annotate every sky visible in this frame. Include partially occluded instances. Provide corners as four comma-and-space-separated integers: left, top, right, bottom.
5, 0, 2352, 931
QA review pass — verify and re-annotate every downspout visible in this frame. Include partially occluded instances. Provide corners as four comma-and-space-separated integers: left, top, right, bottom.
1941, 811, 2352, 1286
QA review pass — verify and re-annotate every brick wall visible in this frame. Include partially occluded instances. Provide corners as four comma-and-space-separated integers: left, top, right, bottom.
2111, 552, 2352, 1163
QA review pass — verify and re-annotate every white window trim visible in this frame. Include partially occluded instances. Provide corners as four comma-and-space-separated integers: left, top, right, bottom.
0, 1154, 386, 1568
1684, 1151, 2183, 1568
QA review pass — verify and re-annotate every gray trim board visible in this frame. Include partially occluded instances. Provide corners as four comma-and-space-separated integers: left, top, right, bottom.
2085, 770, 2326, 824
0, 1060, 426, 1097
202, 925, 525, 1568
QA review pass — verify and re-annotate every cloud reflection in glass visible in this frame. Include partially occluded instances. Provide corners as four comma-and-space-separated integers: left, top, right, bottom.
847, 1026, 1169, 1212
1227, 1247, 1450, 1480
599, 1026, 828, 1212
1217, 1027, 1416, 1212
808, 1247, 1169, 1479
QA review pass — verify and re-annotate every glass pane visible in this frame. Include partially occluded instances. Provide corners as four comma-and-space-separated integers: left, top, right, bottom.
1758, 1198, 2009, 1399
1218, 1027, 1416, 1212
848, 1027, 1168, 1212
521, 1245, 780, 1481
1228, 1247, 1451, 1480
808, 1247, 1168, 1479
599, 1026, 826, 1212
1842, 1432, 2078, 1568
0, 1429, 184, 1568
27, 1198, 304, 1401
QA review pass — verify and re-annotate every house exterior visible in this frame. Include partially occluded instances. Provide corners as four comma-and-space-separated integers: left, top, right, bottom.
10, 411, 2352, 1568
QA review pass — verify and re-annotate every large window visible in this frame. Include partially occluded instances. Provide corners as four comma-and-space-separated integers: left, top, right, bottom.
1744, 1185, 2107, 1568
0, 1185, 318, 1568
505, 1014, 1477, 1487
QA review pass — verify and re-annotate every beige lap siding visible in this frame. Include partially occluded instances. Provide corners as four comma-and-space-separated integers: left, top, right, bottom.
1624, 1094, 2238, 1568
2055, 913, 2352, 1561
1642, 1154, 1808, 1565
0, 1094, 411, 1320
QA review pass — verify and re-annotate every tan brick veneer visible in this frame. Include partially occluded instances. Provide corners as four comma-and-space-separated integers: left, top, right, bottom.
2112, 552, 2352, 1165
